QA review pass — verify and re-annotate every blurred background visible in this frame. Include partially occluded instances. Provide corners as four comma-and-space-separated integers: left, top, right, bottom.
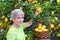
0, 0, 60, 40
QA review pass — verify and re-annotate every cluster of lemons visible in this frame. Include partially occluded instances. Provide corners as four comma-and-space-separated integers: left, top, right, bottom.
14, 0, 42, 13
35, 23, 60, 32
35, 23, 48, 32
28, 0, 60, 2
27, 0, 60, 3
14, 6, 42, 14
0, 16, 12, 29
34, 23, 60, 37
56, 23, 60, 37
49, 23, 60, 30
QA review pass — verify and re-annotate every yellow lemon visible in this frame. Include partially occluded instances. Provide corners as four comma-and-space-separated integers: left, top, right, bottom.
4, 17, 8, 23
41, 27, 45, 31
35, 28, 43, 32
57, 23, 60, 28
57, 0, 60, 3
50, 24, 54, 29
35, 28, 39, 32
34, 4, 37, 8
38, 30, 43, 32
10, 18, 12, 21
41, 25, 46, 31
51, 11, 55, 15
2, 16, 5, 19
19, 7, 23, 10
56, 33, 60, 37
38, 23, 42, 27
38, 26, 42, 30
37, 7, 42, 13
55, 17, 58, 20
58, 23, 60, 27
42, 25, 46, 29
28, 0, 32, 2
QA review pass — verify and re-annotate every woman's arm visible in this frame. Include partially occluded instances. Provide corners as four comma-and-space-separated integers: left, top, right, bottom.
26, 10, 40, 27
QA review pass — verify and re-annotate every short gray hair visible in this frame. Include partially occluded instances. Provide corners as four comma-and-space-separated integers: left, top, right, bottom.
11, 9, 24, 18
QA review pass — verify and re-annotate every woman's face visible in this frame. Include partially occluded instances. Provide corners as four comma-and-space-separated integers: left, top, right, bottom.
13, 14, 24, 26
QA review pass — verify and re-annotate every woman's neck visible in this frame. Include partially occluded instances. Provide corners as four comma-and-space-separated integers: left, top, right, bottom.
12, 23, 21, 28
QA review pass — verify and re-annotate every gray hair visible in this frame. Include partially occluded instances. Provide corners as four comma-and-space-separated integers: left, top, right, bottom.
11, 9, 24, 18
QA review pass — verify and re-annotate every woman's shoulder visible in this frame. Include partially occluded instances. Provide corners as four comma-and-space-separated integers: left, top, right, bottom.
7, 26, 16, 33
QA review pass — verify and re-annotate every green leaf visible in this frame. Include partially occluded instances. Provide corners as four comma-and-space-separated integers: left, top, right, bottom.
0, 2, 3, 7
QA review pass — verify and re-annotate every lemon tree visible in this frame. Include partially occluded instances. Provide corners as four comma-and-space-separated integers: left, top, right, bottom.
0, 0, 60, 40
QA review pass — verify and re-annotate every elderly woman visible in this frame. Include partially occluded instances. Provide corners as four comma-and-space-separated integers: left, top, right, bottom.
6, 9, 39, 40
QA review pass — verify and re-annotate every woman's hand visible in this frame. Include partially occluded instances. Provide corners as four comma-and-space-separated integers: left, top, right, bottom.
35, 9, 40, 16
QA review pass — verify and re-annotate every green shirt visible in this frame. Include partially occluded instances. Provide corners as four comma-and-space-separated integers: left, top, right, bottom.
6, 23, 26, 40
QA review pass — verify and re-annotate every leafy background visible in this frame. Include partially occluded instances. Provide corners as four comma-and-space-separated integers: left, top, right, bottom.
0, 0, 60, 40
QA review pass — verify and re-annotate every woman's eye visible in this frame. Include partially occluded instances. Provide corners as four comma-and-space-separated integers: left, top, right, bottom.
22, 17, 24, 18
18, 17, 20, 19
17, 17, 24, 19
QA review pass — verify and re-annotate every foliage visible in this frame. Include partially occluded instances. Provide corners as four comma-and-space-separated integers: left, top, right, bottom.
0, 0, 60, 40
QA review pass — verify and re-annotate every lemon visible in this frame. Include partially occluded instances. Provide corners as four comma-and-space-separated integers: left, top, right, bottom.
38, 30, 43, 32
51, 11, 55, 15
10, 18, 12, 21
55, 17, 58, 20
34, 4, 37, 8
35, 28, 39, 31
41, 27, 45, 31
37, 7, 42, 13
28, 0, 32, 2
57, 33, 60, 37
38, 26, 42, 30
58, 23, 60, 27
57, 0, 60, 3
2, 16, 5, 19
19, 7, 23, 10
4, 17, 8, 23
50, 24, 54, 29
42, 25, 46, 29
38, 23, 42, 27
